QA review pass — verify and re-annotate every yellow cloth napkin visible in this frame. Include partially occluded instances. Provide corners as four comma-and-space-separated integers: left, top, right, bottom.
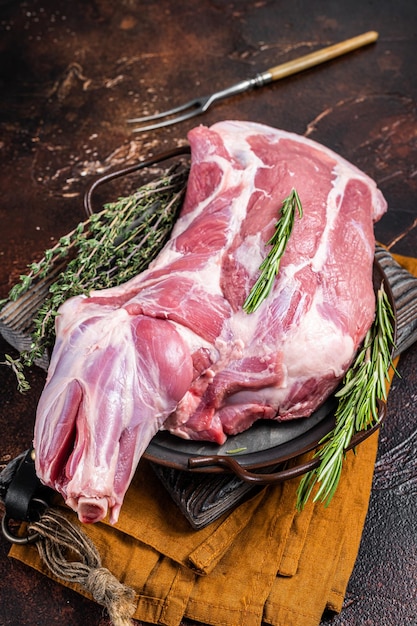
10, 253, 417, 626
8, 433, 384, 626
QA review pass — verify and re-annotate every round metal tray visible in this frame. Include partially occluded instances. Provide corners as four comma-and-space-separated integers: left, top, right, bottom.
85, 153, 396, 486
143, 257, 395, 485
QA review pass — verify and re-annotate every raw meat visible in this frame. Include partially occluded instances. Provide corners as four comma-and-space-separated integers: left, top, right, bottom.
33, 121, 387, 524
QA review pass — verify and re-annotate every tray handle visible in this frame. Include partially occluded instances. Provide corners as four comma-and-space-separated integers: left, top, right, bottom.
188, 400, 387, 484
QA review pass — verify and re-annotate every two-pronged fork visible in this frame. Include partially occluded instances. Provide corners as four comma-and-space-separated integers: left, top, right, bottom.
127, 30, 378, 133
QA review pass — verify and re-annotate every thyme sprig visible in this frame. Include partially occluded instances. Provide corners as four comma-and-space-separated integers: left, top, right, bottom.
243, 188, 302, 313
296, 284, 395, 510
1, 354, 31, 393
2, 168, 188, 381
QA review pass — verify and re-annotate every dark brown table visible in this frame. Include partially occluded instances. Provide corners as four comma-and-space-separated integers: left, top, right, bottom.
1, 1, 416, 624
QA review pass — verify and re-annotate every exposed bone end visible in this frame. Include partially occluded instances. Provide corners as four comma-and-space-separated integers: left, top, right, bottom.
108, 502, 122, 526
68, 496, 109, 524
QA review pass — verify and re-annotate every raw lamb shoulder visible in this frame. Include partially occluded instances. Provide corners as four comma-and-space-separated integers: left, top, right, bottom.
33, 121, 387, 524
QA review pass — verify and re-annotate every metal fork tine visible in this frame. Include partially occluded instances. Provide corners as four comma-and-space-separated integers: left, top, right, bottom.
127, 97, 202, 124
127, 82, 251, 132
129, 100, 206, 133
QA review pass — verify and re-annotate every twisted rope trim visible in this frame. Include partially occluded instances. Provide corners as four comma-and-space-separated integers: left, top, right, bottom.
29, 507, 137, 626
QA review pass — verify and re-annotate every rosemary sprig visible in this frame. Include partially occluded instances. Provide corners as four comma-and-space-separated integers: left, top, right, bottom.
2, 168, 188, 379
243, 188, 302, 313
296, 283, 395, 510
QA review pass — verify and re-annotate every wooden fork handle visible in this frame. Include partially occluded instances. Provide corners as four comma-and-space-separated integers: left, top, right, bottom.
263, 30, 378, 82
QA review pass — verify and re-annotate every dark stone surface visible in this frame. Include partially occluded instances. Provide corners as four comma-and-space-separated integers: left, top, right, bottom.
0, 1, 416, 624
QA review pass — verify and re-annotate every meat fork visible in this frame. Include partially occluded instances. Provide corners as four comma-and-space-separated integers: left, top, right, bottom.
128, 30, 378, 133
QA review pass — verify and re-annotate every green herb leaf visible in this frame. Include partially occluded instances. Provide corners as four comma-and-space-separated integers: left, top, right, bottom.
296, 284, 395, 510
2, 167, 189, 387
1, 354, 31, 393
243, 188, 302, 313
226, 447, 248, 454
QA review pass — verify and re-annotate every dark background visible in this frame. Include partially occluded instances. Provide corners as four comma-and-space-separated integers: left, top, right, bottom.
1, 1, 416, 625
